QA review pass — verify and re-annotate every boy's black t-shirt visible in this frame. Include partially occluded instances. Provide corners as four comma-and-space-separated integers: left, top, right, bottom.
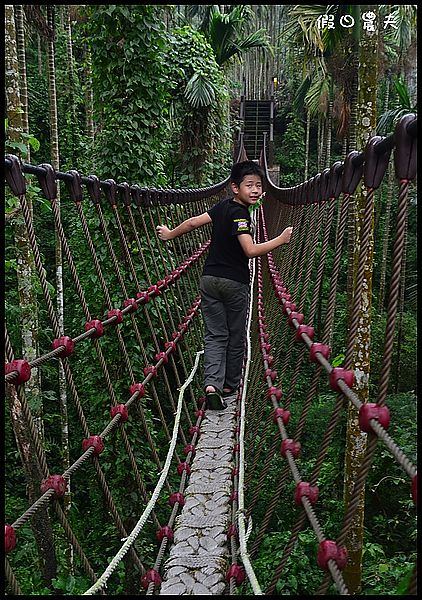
202, 197, 252, 284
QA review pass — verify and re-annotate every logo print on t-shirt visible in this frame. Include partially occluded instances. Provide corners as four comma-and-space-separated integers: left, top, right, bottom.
236, 220, 249, 232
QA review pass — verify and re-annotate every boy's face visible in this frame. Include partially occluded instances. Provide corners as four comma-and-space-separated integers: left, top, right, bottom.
231, 175, 263, 208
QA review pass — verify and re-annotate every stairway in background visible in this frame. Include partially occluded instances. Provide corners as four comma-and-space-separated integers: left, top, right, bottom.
243, 100, 271, 161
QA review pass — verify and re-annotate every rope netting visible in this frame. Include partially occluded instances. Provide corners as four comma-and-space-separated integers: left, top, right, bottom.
4, 113, 417, 595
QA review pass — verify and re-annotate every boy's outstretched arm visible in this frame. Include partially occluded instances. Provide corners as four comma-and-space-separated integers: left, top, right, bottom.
238, 226, 293, 258
156, 212, 212, 241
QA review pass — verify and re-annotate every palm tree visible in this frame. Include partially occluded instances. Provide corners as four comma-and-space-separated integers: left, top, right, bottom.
184, 5, 272, 108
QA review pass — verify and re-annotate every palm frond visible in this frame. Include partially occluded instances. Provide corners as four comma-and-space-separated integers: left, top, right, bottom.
184, 73, 217, 108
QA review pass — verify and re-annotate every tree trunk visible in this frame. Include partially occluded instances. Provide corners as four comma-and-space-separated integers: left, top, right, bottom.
5, 4, 57, 587
84, 43, 95, 167
304, 107, 310, 180
46, 4, 71, 542
343, 6, 379, 594
65, 5, 77, 166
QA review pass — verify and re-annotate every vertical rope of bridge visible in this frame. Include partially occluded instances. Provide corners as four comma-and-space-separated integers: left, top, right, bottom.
143, 200, 206, 418
50, 193, 163, 568
376, 180, 410, 407
16, 192, 90, 436
279, 201, 324, 381
92, 200, 174, 484
141, 198, 203, 412
265, 194, 352, 592
125, 203, 190, 438
110, 200, 182, 450
317, 180, 412, 594
283, 195, 338, 410
82, 350, 204, 595
74, 200, 161, 527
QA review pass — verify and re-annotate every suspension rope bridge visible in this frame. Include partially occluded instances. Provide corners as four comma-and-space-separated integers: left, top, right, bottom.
4, 112, 417, 595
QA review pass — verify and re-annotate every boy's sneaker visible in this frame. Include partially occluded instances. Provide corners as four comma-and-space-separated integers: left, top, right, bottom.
206, 391, 227, 410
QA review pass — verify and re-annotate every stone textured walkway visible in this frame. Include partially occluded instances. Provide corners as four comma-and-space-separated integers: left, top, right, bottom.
159, 394, 237, 595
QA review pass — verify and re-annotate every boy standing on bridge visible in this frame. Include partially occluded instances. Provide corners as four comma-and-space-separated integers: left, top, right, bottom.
157, 160, 292, 410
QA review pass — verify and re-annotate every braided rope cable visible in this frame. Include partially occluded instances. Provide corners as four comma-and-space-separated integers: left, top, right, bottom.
236, 232, 263, 595
376, 180, 410, 406
5, 557, 22, 595
83, 350, 204, 595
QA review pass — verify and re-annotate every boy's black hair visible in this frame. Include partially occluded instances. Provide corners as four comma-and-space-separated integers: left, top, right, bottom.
230, 160, 264, 187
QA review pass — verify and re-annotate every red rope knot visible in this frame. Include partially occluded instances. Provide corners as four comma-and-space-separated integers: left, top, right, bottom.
189, 425, 200, 435
164, 274, 173, 286
232, 443, 240, 455
40, 475, 67, 497
282, 300, 297, 314
231, 467, 239, 479
196, 396, 206, 407
295, 324, 315, 342
123, 298, 138, 312
141, 569, 162, 590
169, 492, 185, 507
264, 354, 274, 366
288, 312, 305, 328
154, 351, 168, 365
177, 462, 191, 476
294, 482, 319, 506
107, 308, 123, 324
111, 404, 129, 422
156, 525, 174, 543
317, 540, 348, 571
412, 473, 417, 507
84, 319, 104, 338
281, 439, 301, 458
195, 409, 205, 418
309, 342, 331, 363
164, 341, 176, 353
273, 407, 290, 425
260, 342, 271, 352
156, 279, 168, 290
225, 564, 246, 586
82, 435, 104, 455
261, 332, 270, 341
227, 524, 238, 540
5, 525, 16, 554
267, 386, 283, 401
171, 331, 181, 341
144, 365, 158, 379
329, 367, 355, 392
5, 359, 31, 385
147, 284, 161, 297
129, 383, 145, 398
136, 291, 150, 305
359, 403, 390, 433
264, 368, 277, 382
177, 323, 188, 334
233, 425, 240, 435
171, 268, 182, 280
52, 336, 75, 357
277, 285, 287, 294
183, 444, 196, 457
279, 291, 292, 304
